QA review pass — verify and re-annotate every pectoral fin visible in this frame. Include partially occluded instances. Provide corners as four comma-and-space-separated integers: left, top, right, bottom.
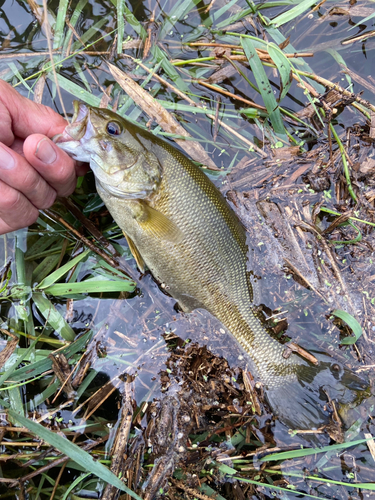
123, 232, 146, 273
131, 202, 183, 244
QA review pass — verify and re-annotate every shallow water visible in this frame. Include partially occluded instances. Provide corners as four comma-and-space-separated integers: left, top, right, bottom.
1, 0, 375, 497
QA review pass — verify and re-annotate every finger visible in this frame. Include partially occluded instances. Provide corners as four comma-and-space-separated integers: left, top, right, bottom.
0, 80, 68, 142
23, 134, 77, 198
0, 218, 17, 235
0, 144, 56, 209
0, 101, 14, 146
0, 180, 39, 232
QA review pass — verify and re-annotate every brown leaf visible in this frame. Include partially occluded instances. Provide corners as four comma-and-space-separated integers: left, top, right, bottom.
278, 36, 290, 50
359, 157, 375, 175
0, 338, 19, 370
370, 111, 375, 140
107, 63, 220, 170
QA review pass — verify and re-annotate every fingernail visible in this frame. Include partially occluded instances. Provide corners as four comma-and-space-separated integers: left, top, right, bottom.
0, 145, 15, 169
35, 139, 57, 164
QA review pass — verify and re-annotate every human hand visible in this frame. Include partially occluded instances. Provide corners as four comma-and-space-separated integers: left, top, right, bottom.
0, 80, 88, 235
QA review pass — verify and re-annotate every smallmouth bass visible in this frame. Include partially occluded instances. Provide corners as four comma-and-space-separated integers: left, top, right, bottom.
55, 102, 367, 430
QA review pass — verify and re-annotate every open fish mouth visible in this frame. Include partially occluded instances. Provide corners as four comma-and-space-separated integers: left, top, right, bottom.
53, 101, 94, 145
53, 101, 96, 162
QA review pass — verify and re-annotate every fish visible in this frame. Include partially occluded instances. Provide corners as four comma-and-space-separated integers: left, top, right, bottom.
54, 101, 367, 430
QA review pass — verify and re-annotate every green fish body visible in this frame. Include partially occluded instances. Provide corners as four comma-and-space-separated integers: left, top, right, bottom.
55, 102, 366, 429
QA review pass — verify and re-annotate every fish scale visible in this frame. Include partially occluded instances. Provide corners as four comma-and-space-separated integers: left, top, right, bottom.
96, 131, 301, 386
55, 102, 367, 430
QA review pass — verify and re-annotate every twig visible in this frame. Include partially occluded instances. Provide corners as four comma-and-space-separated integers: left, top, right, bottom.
186, 42, 314, 59
197, 79, 266, 110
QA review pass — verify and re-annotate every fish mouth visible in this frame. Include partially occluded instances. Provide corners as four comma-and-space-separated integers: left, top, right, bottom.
53, 101, 93, 145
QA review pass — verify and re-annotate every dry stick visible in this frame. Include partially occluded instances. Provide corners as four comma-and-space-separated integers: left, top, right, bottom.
197, 79, 266, 110
187, 42, 314, 58
102, 376, 135, 500
204, 0, 217, 12
0, 49, 111, 59
121, 54, 267, 157
341, 29, 375, 45
41, 0, 68, 120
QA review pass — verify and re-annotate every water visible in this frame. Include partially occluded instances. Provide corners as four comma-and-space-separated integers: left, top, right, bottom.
0, 0, 375, 498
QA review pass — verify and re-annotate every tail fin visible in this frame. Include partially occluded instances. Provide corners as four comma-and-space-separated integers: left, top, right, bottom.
265, 354, 368, 431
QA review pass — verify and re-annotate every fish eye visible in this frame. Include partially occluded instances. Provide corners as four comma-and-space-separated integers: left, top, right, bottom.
106, 122, 122, 136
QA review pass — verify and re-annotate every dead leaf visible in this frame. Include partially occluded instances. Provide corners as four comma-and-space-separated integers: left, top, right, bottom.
100, 84, 113, 108
359, 157, 375, 175
371, 111, 375, 140
0, 338, 19, 370
33, 74, 46, 104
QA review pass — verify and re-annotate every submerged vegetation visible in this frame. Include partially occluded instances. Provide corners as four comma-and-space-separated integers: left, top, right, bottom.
0, 0, 375, 498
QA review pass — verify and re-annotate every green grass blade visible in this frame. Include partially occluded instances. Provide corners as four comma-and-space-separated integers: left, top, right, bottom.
260, 436, 374, 461
213, 0, 241, 21
240, 37, 287, 141
8, 410, 142, 500
216, 8, 253, 29
61, 472, 92, 500
32, 254, 63, 284
234, 477, 325, 499
53, 0, 69, 49
270, 0, 318, 27
332, 310, 363, 345
158, 0, 201, 40
62, 0, 88, 54
0, 338, 39, 387
8, 62, 34, 94
71, 17, 109, 52
32, 292, 75, 341
349, 11, 375, 31
117, 0, 125, 54
265, 468, 375, 491
267, 42, 293, 101
46, 74, 101, 106
325, 48, 352, 88
8, 386, 25, 421
36, 249, 91, 289
151, 46, 191, 93
44, 279, 135, 296
109, 0, 147, 39
10, 331, 92, 383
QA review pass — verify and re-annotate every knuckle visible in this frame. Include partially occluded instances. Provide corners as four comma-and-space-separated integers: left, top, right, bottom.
55, 162, 75, 186
23, 168, 43, 194
38, 189, 56, 209
23, 210, 39, 227
0, 186, 21, 211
